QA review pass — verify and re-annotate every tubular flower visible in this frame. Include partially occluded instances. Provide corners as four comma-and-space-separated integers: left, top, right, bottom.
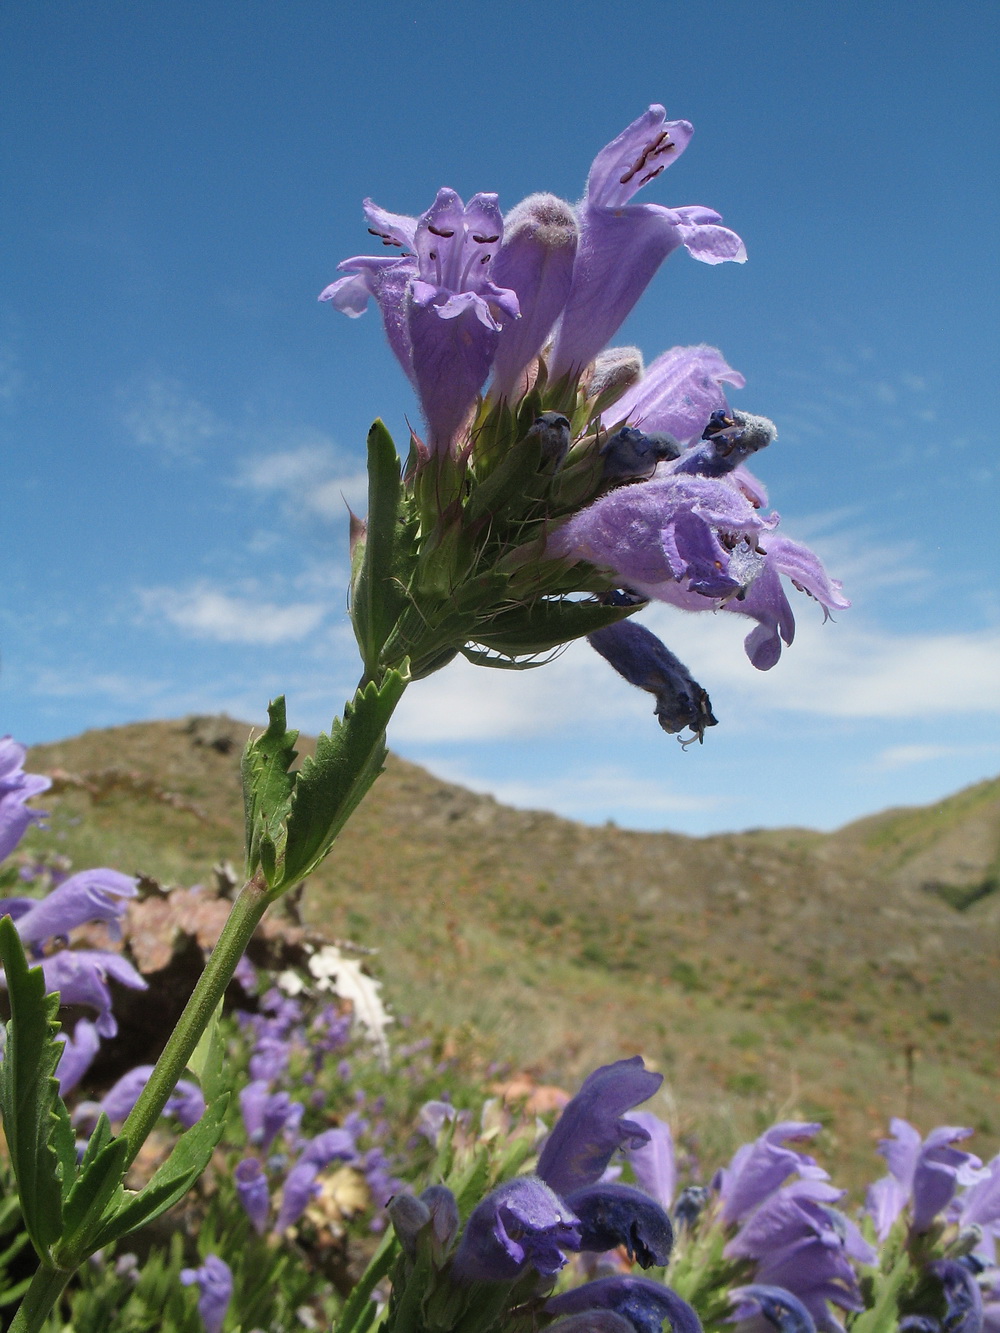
546, 1275, 703, 1333
14, 868, 138, 951
562, 1182, 674, 1268
587, 619, 717, 744
714, 1122, 828, 1226
866, 1119, 981, 1240
0, 736, 50, 860
536, 1056, 663, 1197
321, 189, 518, 450
450, 1176, 582, 1283
729, 1284, 818, 1333
179, 1255, 233, 1333
550, 105, 746, 379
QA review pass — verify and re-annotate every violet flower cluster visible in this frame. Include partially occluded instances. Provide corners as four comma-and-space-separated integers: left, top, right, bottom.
321, 106, 845, 740
230, 988, 402, 1238
0, 736, 147, 1093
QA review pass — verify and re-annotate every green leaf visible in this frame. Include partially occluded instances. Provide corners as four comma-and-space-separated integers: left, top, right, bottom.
0, 917, 72, 1260
89, 1094, 230, 1250
241, 697, 298, 879
472, 597, 634, 656
57, 1134, 130, 1264
279, 667, 408, 890
465, 433, 543, 523
460, 646, 550, 671
352, 419, 406, 675
186, 1000, 227, 1103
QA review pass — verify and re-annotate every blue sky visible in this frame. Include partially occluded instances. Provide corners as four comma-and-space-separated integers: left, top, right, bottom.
2, 0, 998, 835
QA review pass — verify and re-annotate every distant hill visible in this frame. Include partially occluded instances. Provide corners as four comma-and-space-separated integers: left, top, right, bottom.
24, 717, 1000, 1190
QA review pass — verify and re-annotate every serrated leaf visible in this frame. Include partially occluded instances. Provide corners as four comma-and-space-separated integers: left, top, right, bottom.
460, 646, 550, 671
241, 697, 298, 878
90, 1094, 229, 1250
473, 597, 634, 656
57, 1133, 130, 1263
0, 916, 71, 1259
186, 1000, 226, 1103
279, 668, 408, 890
353, 419, 406, 675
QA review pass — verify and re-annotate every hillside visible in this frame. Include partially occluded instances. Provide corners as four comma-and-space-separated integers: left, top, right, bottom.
22, 716, 1000, 1190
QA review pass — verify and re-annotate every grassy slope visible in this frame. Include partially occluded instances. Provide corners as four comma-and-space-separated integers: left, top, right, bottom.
24, 716, 1000, 1193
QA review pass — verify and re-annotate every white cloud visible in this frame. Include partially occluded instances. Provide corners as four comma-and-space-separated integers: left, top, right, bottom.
423, 758, 721, 819
391, 604, 1000, 749
140, 583, 325, 644
236, 438, 367, 518
120, 377, 224, 459
874, 742, 1000, 771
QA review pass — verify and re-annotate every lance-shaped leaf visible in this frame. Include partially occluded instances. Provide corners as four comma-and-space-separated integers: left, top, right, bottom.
186, 999, 227, 1104
89, 1095, 229, 1250
352, 419, 407, 675
57, 1123, 130, 1264
279, 667, 408, 890
473, 597, 635, 656
0, 916, 75, 1260
241, 697, 298, 881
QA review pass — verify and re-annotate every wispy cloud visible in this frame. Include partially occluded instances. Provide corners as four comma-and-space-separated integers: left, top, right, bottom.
874, 742, 1000, 771
120, 376, 224, 460
139, 583, 325, 644
236, 436, 367, 518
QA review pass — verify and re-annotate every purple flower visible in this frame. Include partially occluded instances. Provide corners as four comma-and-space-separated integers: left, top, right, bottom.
546, 1275, 702, 1333
451, 1176, 582, 1283
866, 1119, 980, 1240
15, 868, 138, 950
55, 1018, 100, 1095
550, 106, 745, 379
729, 1284, 817, 1333
418, 1098, 459, 1144
624, 1110, 676, 1210
248, 1035, 291, 1083
599, 427, 681, 484
39, 948, 147, 1038
587, 619, 717, 743
752, 1236, 865, 1332
321, 189, 518, 450
536, 1057, 663, 1197
550, 451, 846, 671
954, 1154, 1000, 1262
300, 1127, 356, 1168
488, 192, 578, 401
180, 1255, 233, 1333
234, 1157, 270, 1235
607, 345, 746, 448
563, 1182, 674, 1267
274, 1159, 321, 1233
714, 1122, 828, 1226
0, 737, 50, 861
74, 1064, 203, 1128
927, 1260, 984, 1333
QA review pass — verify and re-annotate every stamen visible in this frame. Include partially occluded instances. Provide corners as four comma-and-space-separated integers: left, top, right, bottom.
638, 164, 666, 186
367, 227, 404, 249
471, 233, 500, 244
427, 224, 456, 238
619, 130, 676, 185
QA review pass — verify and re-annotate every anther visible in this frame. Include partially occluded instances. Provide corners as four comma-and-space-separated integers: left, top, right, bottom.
427, 224, 456, 238
471, 232, 500, 244
619, 130, 675, 185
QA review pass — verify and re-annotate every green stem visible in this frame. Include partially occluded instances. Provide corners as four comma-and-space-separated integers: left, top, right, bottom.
119, 872, 270, 1168
8, 1261, 70, 1333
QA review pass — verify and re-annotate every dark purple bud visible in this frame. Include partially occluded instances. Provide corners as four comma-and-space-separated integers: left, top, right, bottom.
234, 1157, 270, 1235
546, 1275, 702, 1333
600, 427, 681, 482
421, 1184, 460, 1249
928, 1261, 984, 1333
527, 412, 572, 470
672, 1186, 708, 1231
548, 1314, 637, 1333
451, 1176, 581, 1283
672, 410, 776, 478
388, 1193, 431, 1258
728, 1285, 817, 1333
537, 1057, 662, 1196
180, 1255, 233, 1333
587, 620, 717, 744
0, 737, 50, 861
564, 1183, 674, 1268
